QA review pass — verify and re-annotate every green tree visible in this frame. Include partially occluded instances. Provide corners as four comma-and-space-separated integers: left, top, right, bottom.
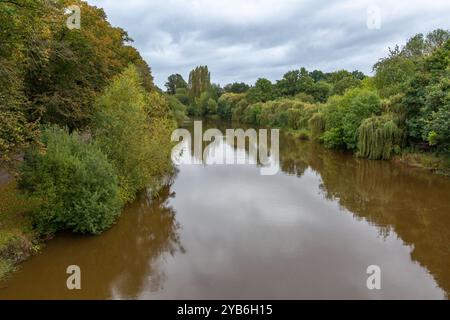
93, 66, 174, 204
165, 74, 187, 94
308, 81, 332, 103
247, 78, 275, 103
224, 82, 250, 94
373, 46, 417, 98
188, 65, 211, 102
404, 38, 450, 153
276, 70, 301, 96
323, 88, 382, 150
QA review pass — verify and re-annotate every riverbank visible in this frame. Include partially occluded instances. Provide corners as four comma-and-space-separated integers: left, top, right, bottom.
286, 128, 450, 176
1, 118, 448, 299
0, 180, 40, 281
394, 153, 450, 176
0, 170, 174, 282
1, 123, 449, 282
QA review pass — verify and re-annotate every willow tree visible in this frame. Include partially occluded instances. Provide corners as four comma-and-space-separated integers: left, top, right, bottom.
188, 66, 211, 102
357, 114, 404, 160
308, 112, 326, 140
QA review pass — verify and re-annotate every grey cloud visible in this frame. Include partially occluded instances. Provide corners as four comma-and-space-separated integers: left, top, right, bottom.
90, 0, 450, 88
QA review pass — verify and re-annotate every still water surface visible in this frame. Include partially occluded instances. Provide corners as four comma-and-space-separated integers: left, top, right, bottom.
1, 119, 449, 299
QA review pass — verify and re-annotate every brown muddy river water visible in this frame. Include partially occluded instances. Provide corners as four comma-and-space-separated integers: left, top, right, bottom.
1, 119, 449, 299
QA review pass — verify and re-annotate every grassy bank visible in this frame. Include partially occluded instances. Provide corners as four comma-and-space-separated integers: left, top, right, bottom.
0, 181, 40, 281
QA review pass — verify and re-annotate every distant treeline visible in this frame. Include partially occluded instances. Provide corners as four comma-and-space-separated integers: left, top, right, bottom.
166, 29, 450, 160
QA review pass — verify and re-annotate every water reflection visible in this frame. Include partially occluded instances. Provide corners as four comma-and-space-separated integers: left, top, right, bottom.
0, 178, 182, 299
178, 119, 450, 298
1, 119, 449, 299
278, 127, 450, 298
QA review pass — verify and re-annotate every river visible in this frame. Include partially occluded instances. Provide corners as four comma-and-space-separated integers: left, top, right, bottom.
0, 119, 449, 299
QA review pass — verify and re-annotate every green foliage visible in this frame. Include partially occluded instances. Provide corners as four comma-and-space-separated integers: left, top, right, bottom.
217, 93, 247, 119
328, 70, 363, 96
357, 114, 404, 160
426, 102, 450, 153
0, 0, 154, 162
323, 128, 345, 149
373, 47, 417, 98
188, 66, 211, 102
174, 87, 190, 105
184, 30, 449, 161
323, 88, 382, 150
308, 112, 326, 140
308, 81, 332, 103
209, 83, 223, 101
247, 78, 275, 103
166, 95, 187, 125
207, 98, 218, 114
0, 109, 33, 165
374, 30, 450, 99
224, 82, 250, 94
404, 38, 450, 153
294, 92, 315, 103
238, 98, 318, 131
275, 70, 304, 96
93, 66, 174, 204
165, 74, 187, 94
19, 126, 121, 235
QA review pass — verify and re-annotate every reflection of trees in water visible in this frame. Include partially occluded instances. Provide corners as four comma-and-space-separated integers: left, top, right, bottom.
278, 133, 311, 177
183, 119, 450, 297
184, 119, 277, 167
60, 174, 183, 299
284, 136, 450, 298
109, 181, 184, 298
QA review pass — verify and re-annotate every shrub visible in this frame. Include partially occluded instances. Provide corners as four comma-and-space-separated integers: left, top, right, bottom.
19, 126, 121, 235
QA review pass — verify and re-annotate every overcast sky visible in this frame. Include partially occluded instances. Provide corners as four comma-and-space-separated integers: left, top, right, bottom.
89, 0, 450, 88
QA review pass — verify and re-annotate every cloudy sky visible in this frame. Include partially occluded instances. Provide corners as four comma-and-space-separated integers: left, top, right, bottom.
89, 0, 450, 88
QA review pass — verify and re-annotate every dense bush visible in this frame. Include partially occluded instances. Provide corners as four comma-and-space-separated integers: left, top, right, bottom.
404, 40, 450, 154
19, 126, 121, 235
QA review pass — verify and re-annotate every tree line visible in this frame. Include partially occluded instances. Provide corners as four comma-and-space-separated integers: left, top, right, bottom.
165, 29, 450, 162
